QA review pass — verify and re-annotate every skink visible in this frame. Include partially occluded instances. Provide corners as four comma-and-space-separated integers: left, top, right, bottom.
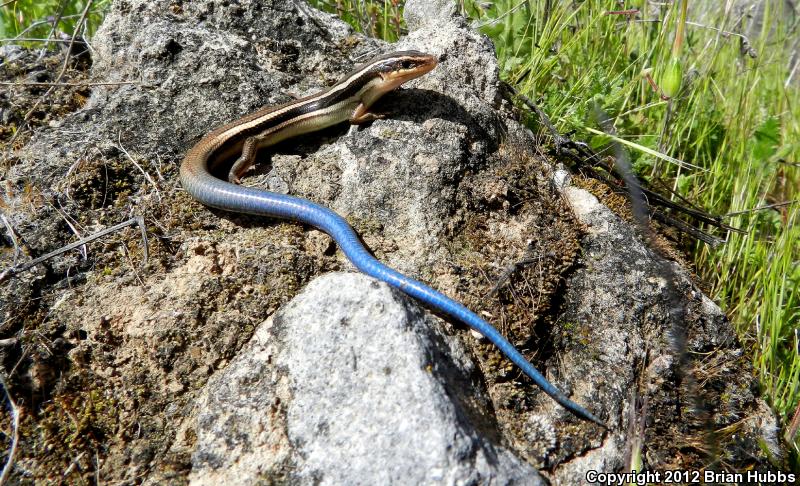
180, 50, 605, 428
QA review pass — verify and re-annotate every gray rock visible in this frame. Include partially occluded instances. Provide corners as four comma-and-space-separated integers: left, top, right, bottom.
190, 272, 542, 485
404, 0, 463, 30
549, 182, 781, 481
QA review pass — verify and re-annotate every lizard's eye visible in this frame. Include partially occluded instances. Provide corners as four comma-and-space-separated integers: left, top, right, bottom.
401, 60, 413, 70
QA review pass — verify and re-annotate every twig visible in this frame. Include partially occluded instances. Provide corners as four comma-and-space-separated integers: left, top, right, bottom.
499, 80, 739, 243
0, 216, 148, 283
499, 80, 569, 150
651, 210, 723, 247
502, 82, 643, 230
486, 255, 536, 298
52, 202, 88, 260
37, 0, 70, 61
117, 133, 162, 202
2, 0, 94, 159
0, 14, 93, 67
585, 157, 740, 237
649, 176, 704, 213
0, 375, 20, 485
61, 452, 86, 481
605, 9, 640, 17
724, 199, 799, 217
0, 215, 22, 266
0, 0, 19, 9
4, 15, 80, 41
0, 81, 144, 87
592, 105, 650, 234
55, 0, 94, 81
0, 37, 74, 44
608, 163, 741, 233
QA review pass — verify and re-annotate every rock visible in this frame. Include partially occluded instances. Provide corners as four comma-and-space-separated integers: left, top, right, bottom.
0, 0, 783, 483
189, 272, 543, 485
404, 0, 462, 30
549, 184, 781, 481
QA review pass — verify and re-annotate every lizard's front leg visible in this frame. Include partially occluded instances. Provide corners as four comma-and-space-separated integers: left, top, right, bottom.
228, 133, 269, 183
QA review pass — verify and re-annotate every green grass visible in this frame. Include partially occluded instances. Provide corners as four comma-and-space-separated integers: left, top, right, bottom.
4, 0, 799, 466
309, 0, 406, 42
0, 0, 109, 44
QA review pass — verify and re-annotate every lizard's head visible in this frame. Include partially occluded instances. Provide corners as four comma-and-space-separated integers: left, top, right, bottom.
344, 50, 438, 107
368, 50, 438, 88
